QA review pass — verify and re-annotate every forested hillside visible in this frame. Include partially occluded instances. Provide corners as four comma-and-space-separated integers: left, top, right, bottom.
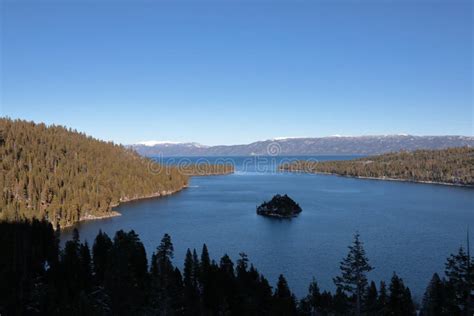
179, 163, 234, 176
0, 118, 188, 227
279, 147, 474, 186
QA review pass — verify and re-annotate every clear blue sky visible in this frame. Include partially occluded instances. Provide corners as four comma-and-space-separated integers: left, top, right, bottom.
1, 0, 472, 145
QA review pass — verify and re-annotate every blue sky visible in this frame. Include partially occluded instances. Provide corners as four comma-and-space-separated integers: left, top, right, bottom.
1, 0, 472, 145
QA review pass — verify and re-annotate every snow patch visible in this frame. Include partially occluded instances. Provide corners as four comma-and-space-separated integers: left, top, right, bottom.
136, 140, 209, 148
137, 140, 184, 146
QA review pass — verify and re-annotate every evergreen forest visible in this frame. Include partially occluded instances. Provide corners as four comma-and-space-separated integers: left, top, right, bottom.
0, 219, 472, 316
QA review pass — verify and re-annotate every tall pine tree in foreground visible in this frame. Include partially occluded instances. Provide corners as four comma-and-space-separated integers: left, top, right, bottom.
333, 232, 373, 316
444, 246, 473, 316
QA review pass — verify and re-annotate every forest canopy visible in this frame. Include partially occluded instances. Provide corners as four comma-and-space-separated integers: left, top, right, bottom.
0, 118, 190, 227
1, 219, 472, 315
279, 147, 474, 186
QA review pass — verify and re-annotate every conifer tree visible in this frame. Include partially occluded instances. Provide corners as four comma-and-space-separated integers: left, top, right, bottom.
377, 281, 389, 315
421, 273, 451, 316
104, 230, 148, 315
388, 273, 416, 316
300, 277, 322, 315
333, 233, 373, 316
364, 281, 378, 315
273, 274, 297, 316
192, 249, 201, 291
150, 233, 176, 315
92, 230, 113, 284
183, 248, 199, 314
444, 246, 473, 315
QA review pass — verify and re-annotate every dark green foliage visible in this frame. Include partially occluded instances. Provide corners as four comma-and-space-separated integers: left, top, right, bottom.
256, 194, 302, 218
92, 230, 112, 284
150, 234, 183, 315
104, 230, 149, 315
280, 147, 474, 185
180, 163, 234, 176
377, 281, 389, 316
444, 246, 474, 315
0, 118, 188, 227
0, 219, 58, 314
299, 278, 322, 315
421, 273, 456, 316
2, 221, 473, 316
333, 232, 373, 316
273, 274, 297, 315
183, 248, 200, 314
364, 281, 378, 315
388, 273, 416, 316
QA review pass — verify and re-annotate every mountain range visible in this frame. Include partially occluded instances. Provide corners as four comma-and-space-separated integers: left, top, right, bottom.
129, 135, 474, 157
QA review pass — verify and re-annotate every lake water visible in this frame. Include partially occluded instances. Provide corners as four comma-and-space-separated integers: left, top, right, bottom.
62, 156, 474, 300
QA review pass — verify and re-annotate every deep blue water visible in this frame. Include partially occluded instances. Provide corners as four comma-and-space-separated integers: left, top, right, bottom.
62, 156, 474, 300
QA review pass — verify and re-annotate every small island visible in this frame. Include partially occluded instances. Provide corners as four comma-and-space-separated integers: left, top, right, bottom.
256, 194, 302, 218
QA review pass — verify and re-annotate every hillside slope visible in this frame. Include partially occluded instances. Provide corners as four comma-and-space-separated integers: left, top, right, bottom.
0, 119, 188, 227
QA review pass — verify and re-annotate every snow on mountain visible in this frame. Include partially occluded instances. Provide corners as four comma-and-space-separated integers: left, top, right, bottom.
130, 135, 474, 157
137, 140, 184, 146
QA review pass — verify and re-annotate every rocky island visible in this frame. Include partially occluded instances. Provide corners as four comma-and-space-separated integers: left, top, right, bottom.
256, 194, 302, 218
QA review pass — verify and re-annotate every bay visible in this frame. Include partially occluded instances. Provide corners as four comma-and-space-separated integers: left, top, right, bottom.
62, 156, 474, 300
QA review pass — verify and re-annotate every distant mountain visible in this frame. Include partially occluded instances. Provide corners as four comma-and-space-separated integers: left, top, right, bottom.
130, 142, 211, 156
130, 135, 474, 157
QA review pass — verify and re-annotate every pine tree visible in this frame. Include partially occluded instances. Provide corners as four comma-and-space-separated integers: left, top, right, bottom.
150, 233, 177, 315
364, 281, 378, 315
301, 277, 322, 315
183, 249, 199, 315
79, 241, 92, 291
445, 247, 474, 315
333, 232, 373, 316
200, 244, 211, 280
273, 274, 297, 316
192, 249, 200, 292
236, 252, 249, 277
200, 244, 212, 312
104, 230, 148, 315
377, 281, 389, 315
388, 273, 416, 316
421, 273, 450, 316
332, 287, 349, 315
92, 230, 112, 284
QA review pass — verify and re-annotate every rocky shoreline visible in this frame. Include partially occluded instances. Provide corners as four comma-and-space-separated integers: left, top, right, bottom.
61, 186, 188, 229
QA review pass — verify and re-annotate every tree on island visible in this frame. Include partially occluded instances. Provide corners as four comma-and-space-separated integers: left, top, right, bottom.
333, 232, 373, 316
256, 194, 302, 218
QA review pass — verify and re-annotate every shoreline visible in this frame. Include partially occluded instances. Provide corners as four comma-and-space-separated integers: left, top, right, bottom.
60, 170, 235, 229
191, 171, 234, 177
61, 186, 188, 229
279, 169, 474, 188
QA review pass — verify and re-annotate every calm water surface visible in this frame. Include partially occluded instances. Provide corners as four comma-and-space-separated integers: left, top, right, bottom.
62, 156, 474, 300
